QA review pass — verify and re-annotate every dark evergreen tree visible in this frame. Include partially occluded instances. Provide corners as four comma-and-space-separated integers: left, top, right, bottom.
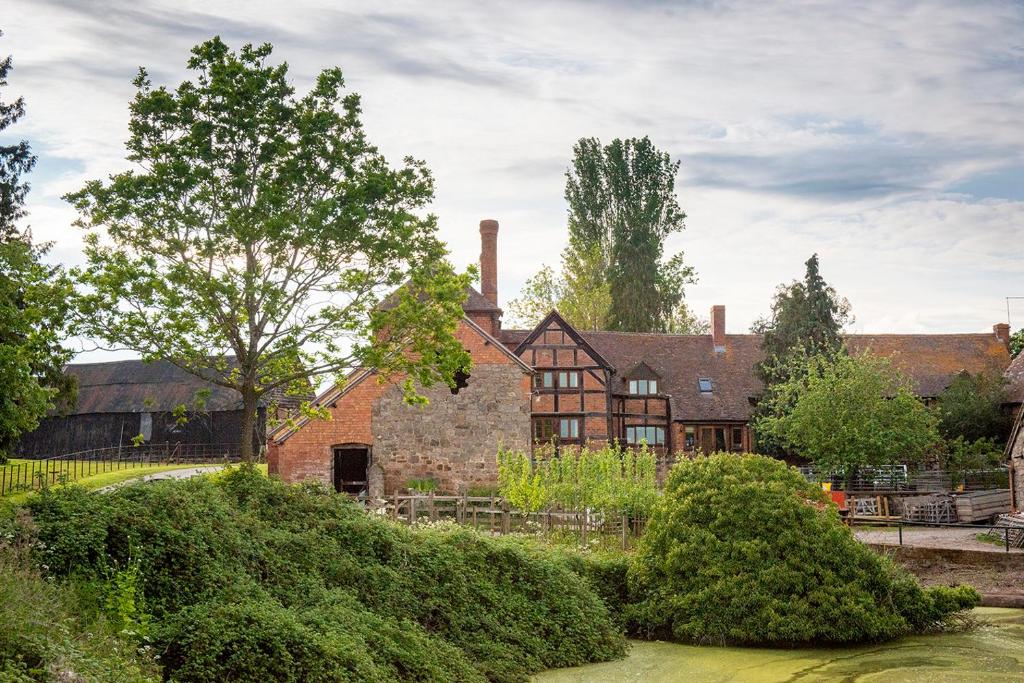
563, 136, 694, 332
0, 32, 76, 461
751, 254, 851, 455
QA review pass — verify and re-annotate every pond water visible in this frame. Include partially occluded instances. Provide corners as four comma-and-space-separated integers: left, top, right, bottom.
535, 608, 1024, 682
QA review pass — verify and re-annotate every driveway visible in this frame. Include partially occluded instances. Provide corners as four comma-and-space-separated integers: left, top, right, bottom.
855, 525, 1023, 554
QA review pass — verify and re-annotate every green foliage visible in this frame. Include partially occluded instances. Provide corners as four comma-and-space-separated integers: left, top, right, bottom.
756, 352, 939, 477
0, 543, 157, 681
1011, 328, 1023, 358
66, 37, 472, 459
510, 137, 697, 333
934, 371, 1011, 444
544, 548, 631, 629
506, 251, 612, 331
405, 477, 438, 493
566, 136, 695, 333
752, 254, 851, 455
22, 466, 625, 681
628, 454, 979, 645
497, 444, 658, 516
940, 436, 1007, 489
0, 36, 76, 464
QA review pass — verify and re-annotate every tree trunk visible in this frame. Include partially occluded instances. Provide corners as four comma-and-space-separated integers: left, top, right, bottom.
240, 384, 259, 463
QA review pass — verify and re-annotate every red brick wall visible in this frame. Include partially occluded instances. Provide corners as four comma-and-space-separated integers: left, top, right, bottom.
270, 374, 386, 487
269, 319, 531, 491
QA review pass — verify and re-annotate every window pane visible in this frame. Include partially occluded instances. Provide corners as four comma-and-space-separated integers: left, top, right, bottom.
629, 380, 637, 395
699, 378, 712, 392
626, 426, 635, 443
559, 371, 567, 388
656, 427, 665, 445
543, 372, 553, 388
571, 419, 579, 438
569, 372, 579, 387
650, 380, 658, 394
684, 427, 695, 449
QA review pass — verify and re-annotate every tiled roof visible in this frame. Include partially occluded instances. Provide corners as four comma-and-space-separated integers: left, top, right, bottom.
65, 359, 310, 414
844, 334, 1011, 398
379, 285, 500, 313
1006, 353, 1024, 404
498, 328, 1013, 422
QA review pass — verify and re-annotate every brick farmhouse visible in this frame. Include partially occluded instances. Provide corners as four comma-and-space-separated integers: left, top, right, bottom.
268, 220, 1019, 497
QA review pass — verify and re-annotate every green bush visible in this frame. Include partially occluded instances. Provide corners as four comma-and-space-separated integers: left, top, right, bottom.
546, 548, 631, 629
0, 544, 157, 682
627, 453, 979, 645
23, 466, 625, 682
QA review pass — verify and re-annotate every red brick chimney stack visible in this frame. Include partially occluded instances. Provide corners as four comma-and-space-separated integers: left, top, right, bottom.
711, 305, 726, 352
994, 322, 1011, 352
479, 219, 499, 307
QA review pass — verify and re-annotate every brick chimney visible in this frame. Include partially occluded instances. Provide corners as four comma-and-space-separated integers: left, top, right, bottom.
479, 219, 499, 307
994, 322, 1011, 352
711, 305, 726, 352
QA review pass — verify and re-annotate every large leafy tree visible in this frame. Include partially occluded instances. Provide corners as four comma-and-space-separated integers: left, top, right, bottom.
0, 33, 75, 462
751, 254, 851, 454
934, 370, 1011, 444
756, 353, 939, 480
68, 38, 472, 461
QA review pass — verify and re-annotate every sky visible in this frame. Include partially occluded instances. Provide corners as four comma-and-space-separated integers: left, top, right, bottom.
2, 0, 1023, 362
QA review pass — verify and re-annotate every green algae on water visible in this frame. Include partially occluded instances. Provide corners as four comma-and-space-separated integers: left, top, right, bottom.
534, 608, 1024, 682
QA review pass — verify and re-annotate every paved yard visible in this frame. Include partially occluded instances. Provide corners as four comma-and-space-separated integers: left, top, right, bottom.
855, 526, 1023, 554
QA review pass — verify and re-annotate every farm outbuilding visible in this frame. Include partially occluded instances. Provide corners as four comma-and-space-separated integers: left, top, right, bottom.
15, 359, 295, 458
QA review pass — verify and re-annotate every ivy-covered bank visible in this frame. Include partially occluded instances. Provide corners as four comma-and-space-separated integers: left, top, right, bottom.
3, 468, 624, 682
0, 456, 982, 681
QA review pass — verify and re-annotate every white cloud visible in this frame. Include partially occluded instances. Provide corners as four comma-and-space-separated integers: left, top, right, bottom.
2, 0, 1022, 358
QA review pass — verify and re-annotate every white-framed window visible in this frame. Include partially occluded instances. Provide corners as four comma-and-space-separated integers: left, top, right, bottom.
625, 425, 665, 445
559, 418, 580, 439
535, 370, 581, 391
628, 379, 658, 395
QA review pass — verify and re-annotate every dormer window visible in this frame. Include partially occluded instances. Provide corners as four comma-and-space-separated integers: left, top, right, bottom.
628, 379, 658, 395
698, 378, 713, 393
624, 362, 661, 396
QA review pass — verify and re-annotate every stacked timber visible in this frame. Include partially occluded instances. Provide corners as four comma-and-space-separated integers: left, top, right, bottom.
953, 490, 1011, 523
996, 513, 1024, 548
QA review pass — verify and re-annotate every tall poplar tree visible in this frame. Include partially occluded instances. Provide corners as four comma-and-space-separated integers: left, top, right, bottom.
565, 136, 694, 332
68, 38, 472, 461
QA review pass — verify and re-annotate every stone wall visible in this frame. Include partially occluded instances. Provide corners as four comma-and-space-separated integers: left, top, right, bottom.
1011, 421, 1023, 511
371, 363, 531, 496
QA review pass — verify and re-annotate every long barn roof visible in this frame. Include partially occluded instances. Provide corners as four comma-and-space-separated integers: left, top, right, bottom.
64, 359, 304, 414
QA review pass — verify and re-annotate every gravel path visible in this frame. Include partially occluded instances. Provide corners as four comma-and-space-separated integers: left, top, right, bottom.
855, 526, 1023, 554
96, 466, 225, 492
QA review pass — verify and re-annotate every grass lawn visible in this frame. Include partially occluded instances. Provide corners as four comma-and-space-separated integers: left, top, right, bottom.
0, 463, 267, 514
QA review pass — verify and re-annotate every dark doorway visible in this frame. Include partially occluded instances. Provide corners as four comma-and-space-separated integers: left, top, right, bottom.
333, 446, 369, 495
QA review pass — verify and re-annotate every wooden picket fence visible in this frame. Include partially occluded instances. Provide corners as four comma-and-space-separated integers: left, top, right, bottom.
367, 493, 648, 550
0, 443, 242, 497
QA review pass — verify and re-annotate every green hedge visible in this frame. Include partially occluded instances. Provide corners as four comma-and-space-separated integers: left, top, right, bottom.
23, 467, 625, 682
627, 453, 979, 645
